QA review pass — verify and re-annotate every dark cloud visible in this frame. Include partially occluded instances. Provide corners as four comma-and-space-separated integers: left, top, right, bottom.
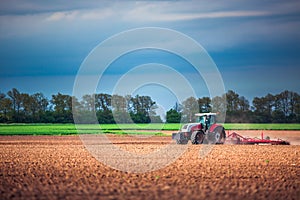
0, 0, 299, 105
0, 0, 110, 15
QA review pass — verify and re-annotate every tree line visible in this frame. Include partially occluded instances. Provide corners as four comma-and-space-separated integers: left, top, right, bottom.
0, 88, 299, 123
166, 90, 300, 123
0, 88, 161, 124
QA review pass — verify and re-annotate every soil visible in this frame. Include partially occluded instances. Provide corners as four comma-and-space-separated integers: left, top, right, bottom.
0, 131, 299, 200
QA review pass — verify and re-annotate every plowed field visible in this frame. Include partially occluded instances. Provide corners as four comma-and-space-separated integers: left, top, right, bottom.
0, 131, 299, 200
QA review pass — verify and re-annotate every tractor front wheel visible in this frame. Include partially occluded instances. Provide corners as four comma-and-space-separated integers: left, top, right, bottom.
175, 133, 188, 144
176, 138, 188, 144
191, 130, 205, 144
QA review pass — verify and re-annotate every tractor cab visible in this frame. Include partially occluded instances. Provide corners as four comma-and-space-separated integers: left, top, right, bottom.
195, 113, 217, 132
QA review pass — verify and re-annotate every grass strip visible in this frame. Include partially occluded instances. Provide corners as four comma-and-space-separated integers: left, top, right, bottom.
0, 123, 299, 135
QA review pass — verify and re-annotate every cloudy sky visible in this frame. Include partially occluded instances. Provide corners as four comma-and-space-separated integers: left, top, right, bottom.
0, 0, 300, 110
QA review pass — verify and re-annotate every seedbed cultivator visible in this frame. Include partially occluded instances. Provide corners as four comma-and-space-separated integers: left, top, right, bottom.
224, 131, 290, 145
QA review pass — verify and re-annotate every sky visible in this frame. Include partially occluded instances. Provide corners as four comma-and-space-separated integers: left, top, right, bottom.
0, 0, 300, 111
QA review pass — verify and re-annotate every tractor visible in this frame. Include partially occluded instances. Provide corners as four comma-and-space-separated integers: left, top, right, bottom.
172, 113, 226, 144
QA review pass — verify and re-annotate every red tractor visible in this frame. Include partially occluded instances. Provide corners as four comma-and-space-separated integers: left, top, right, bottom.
172, 113, 226, 144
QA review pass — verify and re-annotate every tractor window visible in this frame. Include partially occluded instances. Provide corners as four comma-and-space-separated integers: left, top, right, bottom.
210, 116, 216, 125
205, 115, 211, 127
197, 115, 216, 127
197, 116, 205, 124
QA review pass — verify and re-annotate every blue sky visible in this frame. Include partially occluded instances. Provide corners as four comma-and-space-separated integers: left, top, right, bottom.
0, 0, 300, 111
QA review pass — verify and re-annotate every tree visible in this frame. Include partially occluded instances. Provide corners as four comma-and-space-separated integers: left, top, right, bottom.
273, 90, 299, 123
198, 97, 211, 113
111, 94, 130, 123
252, 95, 274, 123
294, 93, 300, 122
0, 93, 12, 122
128, 95, 157, 123
112, 94, 127, 112
81, 94, 95, 112
51, 93, 73, 123
226, 90, 239, 112
7, 88, 22, 122
95, 93, 111, 111
21, 93, 35, 122
251, 91, 300, 123
211, 95, 227, 123
264, 94, 275, 117
32, 93, 49, 122
181, 97, 199, 122
166, 109, 181, 123
97, 109, 115, 124
31, 93, 48, 112
51, 93, 72, 112
223, 90, 252, 123
129, 95, 155, 114
238, 96, 250, 111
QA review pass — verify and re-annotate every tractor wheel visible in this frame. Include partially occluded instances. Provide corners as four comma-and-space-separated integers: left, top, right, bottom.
176, 133, 188, 144
176, 138, 188, 144
210, 127, 226, 144
191, 131, 205, 145
218, 127, 226, 144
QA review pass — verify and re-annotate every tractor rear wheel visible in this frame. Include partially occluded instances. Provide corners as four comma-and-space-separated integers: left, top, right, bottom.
191, 130, 205, 144
208, 127, 226, 144
217, 127, 226, 144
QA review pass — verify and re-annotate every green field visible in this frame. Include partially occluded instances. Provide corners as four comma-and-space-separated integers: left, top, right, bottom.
0, 123, 299, 135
